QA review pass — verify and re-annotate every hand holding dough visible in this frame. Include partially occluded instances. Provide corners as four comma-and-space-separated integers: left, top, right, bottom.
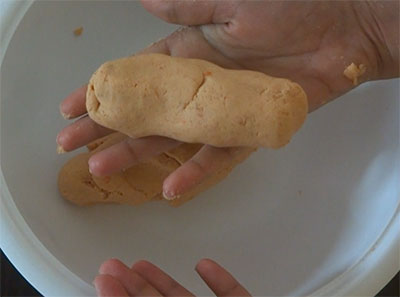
86, 54, 308, 149
59, 54, 308, 207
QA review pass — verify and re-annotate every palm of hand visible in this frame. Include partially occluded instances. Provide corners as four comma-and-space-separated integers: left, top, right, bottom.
162, 1, 371, 111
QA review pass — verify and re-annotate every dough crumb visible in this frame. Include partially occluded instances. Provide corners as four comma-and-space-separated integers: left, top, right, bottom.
73, 26, 83, 37
343, 62, 366, 86
57, 144, 66, 154
60, 111, 71, 119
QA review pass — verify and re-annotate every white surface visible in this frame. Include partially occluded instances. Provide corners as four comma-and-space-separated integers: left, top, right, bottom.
0, 0, 32, 63
1, 1, 399, 296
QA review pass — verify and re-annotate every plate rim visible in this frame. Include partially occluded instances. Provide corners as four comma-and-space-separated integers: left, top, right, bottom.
0, 0, 399, 296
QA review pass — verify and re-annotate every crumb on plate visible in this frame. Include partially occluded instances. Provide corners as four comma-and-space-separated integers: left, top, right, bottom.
73, 26, 83, 37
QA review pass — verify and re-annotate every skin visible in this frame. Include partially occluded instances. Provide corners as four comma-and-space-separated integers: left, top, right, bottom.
56, 1, 398, 294
94, 258, 251, 297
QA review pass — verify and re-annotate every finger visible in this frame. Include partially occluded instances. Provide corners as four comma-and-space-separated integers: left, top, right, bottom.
195, 259, 251, 297
56, 116, 112, 152
162, 145, 242, 199
59, 85, 88, 119
132, 260, 194, 297
88, 136, 181, 177
94, 274, 130, 297
141, 0, 235, 26
100, 259, 162, 297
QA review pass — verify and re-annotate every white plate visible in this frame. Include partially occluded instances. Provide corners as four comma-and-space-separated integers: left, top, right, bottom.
1, 1, 399, 296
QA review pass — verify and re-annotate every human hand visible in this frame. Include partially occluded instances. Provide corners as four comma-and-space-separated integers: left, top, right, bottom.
57, 0, 398, 199
94, 258, 251, 297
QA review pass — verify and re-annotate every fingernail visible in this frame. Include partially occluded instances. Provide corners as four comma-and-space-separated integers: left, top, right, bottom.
162, 190, 178, 200
57, 144, 66, 154
56, 134, 66, 154
88, 159, 101, 176
61, 112, 72, 120
59, 104, 71, 119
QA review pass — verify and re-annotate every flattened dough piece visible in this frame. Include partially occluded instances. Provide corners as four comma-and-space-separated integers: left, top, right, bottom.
58, 133, 252, 206
87, 54, 308, 149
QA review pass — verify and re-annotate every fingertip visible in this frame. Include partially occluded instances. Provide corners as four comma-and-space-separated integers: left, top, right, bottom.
88, 155, 107, 177
99, 258, 126, 275
162, 187, 178, 201
56, 133, 69, 152
162, 169, 181, 199
93, 274, 111, 294
161, 176, 182, 200
57, 144, 66, 154
60, 85, 88, 119
140, 0, 156, 10
93, 274, 129, 297
93, 274, 103, 287
131, 259, 152, 271
162, 172, 184, 200
140, 0, 168, 19
59, 103, 71, 119
195, 258, 215, 273
162, 159, 205, 199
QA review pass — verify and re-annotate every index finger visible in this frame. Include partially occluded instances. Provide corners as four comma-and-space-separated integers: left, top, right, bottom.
59, 85, 88, 119
132, 260, 194, 297
195, 259, 251, 297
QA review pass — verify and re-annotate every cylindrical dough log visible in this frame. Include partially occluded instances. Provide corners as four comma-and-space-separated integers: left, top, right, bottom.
86, 54, 308, 148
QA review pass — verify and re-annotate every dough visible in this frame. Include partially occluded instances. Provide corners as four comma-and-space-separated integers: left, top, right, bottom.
58, 133, 254, 206
343, 62, 366, 86
86, 54, 308, 149
73, 26, 83, 36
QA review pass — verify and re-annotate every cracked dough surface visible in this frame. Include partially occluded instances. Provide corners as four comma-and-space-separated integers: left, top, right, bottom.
87, 54, 308, 149
58, 133, 253, 207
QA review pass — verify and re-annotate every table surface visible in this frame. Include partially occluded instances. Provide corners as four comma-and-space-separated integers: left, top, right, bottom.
1, 250, 399, 297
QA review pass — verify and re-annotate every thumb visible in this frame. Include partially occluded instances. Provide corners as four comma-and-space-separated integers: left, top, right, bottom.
140, 0, 236, 25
